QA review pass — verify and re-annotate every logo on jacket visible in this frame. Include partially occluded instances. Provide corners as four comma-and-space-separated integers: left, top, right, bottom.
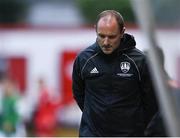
90, 67, 99, 74
120, 62, 130, 73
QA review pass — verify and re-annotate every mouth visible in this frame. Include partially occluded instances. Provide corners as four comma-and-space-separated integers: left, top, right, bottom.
103, 45, 111, 48
101, 46, 113, 54
103, 46, 112, 51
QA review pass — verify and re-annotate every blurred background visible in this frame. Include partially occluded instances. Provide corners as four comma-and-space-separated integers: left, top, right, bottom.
0, 0, 179, 136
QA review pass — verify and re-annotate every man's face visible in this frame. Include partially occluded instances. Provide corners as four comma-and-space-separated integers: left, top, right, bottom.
96, 16, 124, 55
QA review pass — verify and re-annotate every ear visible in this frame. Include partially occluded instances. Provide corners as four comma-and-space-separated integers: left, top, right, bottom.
122, 27, 126, 34
120, 27, 126, 38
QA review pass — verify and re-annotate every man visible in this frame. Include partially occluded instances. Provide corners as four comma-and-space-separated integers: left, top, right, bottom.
144, 46, 179, 137
72, 10, 158, 136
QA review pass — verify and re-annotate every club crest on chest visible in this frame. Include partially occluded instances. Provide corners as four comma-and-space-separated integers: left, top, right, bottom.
120, 62, 131, 73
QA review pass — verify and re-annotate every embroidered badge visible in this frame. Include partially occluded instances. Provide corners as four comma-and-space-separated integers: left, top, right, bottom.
120, 62, 131, 73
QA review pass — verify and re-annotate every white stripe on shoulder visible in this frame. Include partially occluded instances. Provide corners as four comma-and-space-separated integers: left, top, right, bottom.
123, 54, 141, 81
135, 48, 144, 55
81, 52, 99, 77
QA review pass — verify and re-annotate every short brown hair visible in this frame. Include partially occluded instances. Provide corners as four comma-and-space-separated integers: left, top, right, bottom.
95, 10, 125, 31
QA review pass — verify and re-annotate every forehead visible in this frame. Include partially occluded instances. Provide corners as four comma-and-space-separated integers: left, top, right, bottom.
97, 16, 119, 34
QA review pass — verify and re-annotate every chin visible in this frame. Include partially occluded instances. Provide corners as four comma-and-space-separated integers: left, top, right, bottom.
103, 51, 113, 55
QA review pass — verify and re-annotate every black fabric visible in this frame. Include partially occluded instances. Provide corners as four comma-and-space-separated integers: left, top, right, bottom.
145, 112, 167, 137
145, 88, 180, 137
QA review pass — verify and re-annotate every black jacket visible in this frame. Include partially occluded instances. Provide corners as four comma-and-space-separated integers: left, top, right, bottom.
72, 33, 158, 136
145, 111, 167, 137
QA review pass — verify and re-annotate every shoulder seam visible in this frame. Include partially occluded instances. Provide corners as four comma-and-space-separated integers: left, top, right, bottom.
123, 53, 141, 81
134, 48, 144, 55
81, 52, 99, 78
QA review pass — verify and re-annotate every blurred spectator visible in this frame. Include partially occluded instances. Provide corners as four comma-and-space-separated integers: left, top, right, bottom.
144, 46, 178, 88
0, 77, 26, 137
144, 46, 180, 136
33, 77, 60, 137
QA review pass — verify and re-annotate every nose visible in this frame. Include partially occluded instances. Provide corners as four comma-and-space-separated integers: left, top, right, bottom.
103, 37, 109, 46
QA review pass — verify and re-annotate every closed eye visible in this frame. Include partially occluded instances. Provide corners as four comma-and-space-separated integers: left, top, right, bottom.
98, 34, 106, 39
108, 35, 117, 39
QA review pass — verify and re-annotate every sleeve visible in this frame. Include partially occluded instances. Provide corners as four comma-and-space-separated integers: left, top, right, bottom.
72, 56, 85, 111
140, 57, 158, 127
